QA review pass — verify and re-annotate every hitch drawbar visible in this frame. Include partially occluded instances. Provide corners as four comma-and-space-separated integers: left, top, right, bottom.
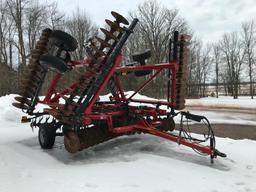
21, 116, 31, 123
180, 111, 227, 162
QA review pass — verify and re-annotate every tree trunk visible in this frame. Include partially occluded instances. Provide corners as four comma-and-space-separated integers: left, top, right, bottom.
249, 62, 253, 99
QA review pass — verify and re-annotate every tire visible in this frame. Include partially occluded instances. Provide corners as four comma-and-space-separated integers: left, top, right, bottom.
40, 55, 68, 73
50, 30, 78, 52
38, 123, 56, 149
134, 70, 152, 77
132, 49, 151, 62
132, 49, 152, 76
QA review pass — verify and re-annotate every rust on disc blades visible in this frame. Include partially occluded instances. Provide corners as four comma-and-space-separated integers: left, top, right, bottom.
12, 102, 30, 110
14, 96, 32, 105
100, 28, 118, 41
111, 11, 129, 25
64, 132, 81, 153
105, 19, 123, 32
95, 36, 112, 48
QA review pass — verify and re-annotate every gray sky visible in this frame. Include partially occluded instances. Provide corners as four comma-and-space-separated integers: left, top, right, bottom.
55, 0, 256, 43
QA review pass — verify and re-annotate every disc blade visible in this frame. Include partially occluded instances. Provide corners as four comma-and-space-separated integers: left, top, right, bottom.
12, 102, 30, 110
105, 19, 123, 32
111, 11, 129, 25
14, 96, 32, 106
100, 28, 118, 41
95, 36, 112, 48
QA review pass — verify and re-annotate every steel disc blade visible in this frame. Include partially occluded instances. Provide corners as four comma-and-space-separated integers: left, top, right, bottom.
111, 11, 129, 25
12, 102, 30, 110
14, 96, 32, 106
95, 36, 112, 48
105, 19, 123, 32
90, 44, 106, 56
100, 28, 118, 41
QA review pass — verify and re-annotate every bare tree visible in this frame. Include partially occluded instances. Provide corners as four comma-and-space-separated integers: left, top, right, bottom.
0, 0, 18, 95
201, 44, 212, 97
241, 20, 256, 99
127, 0, 189, 63
194, 40, 203, 96
190, 41, 211, 97
220, 32, 245, 99
124, 0, 190, 97
25, 2, 48, 52
45, 2, 64, 30
6, 0, 27, 68
65, 8, 98, 60
187, 38, 200, 97
212, 42, 221, 98
0, 0, 10, 65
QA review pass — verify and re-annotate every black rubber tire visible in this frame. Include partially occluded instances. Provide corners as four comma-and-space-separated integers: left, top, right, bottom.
38, 123, 56, 149
40, 54, 68, 73
132, 49, 151, 62
134, 70, 152, 76
50, 30, 78, 51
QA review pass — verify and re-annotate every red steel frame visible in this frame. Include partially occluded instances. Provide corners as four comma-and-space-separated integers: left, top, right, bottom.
39, 54, 215, 157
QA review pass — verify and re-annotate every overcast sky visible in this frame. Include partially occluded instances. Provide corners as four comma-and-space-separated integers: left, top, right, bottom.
55, 0, 256, 43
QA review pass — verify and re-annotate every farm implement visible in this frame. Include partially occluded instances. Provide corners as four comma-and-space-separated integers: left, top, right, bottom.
13, 11, 226, 163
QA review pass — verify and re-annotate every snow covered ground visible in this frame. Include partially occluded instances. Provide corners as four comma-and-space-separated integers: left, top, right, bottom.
187, 110, 256, 126
0, 94, 256, 192
185, 96, 256, 126
186, 96, 256, 109
114, 92, 256, 126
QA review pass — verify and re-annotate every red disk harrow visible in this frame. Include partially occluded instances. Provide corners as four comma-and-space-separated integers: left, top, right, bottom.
13, 11, 226, 163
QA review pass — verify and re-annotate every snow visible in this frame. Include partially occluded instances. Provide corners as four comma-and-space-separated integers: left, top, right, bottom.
188, 110, 256, 126
186, 96, 256, 109
0, 94, 256, 192
185, 96, 256, 126
103, 92, 256, 126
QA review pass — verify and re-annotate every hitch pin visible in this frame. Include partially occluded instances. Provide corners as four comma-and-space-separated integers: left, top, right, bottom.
21, 116, 31, 123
